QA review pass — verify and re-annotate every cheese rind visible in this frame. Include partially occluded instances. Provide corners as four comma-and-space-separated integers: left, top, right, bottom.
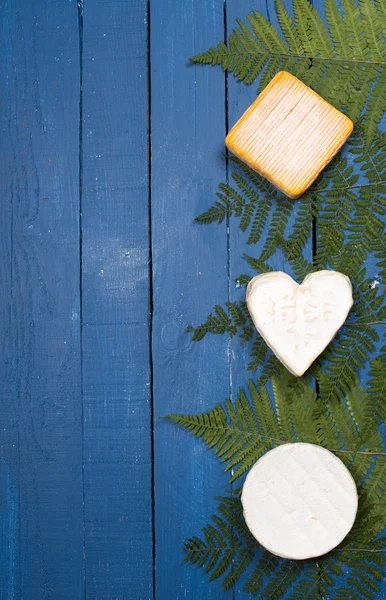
226, 71, 353, 198
246, 270, 353, 376
241, 443, 358, 560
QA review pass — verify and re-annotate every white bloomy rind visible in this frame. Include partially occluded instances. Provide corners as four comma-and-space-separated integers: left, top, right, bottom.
246, 270, 353, 376
241, 443, 358, 560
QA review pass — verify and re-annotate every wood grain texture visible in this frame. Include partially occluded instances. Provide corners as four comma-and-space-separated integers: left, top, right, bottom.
0, 0, 384, 598
81, 1, 153, 598
150, 1, 230, 598
0, 1, 83, 598
226, 0, 314, 596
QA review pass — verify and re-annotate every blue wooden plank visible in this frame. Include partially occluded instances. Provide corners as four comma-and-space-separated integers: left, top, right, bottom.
0, 1, 83, 598
81, 1, 153, 598
227, 0, 314, 388
226, 1, 314, 596
150, 0, 230, 598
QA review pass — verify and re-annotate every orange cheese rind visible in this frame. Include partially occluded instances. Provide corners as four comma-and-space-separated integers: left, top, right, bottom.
226, 71, 354, 199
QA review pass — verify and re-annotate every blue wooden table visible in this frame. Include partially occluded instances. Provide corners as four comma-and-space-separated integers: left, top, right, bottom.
0, 1, 384, 599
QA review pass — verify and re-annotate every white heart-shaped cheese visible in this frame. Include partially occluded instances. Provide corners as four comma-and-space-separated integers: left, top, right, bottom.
246, 270, 353, 376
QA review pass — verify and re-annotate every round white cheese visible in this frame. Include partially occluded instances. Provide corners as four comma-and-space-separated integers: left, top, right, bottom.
241, 443, 358, 560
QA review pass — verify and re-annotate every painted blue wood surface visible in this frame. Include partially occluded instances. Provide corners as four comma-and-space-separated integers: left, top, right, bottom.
81, 0, 153, 598
150, 1, 230, 598
0, 0, 384, 598
0, 1, 84, 598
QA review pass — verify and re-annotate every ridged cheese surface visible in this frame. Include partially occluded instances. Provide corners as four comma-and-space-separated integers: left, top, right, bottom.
226, 71, 353, 198
242, 443, 358, 560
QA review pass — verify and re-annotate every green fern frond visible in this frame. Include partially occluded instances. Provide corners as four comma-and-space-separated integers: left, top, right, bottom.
248, 10, 288, 54
248, 336, 270, 371
194, 197, 231, 225
317, 325, 379, 403
282, 244, 314, 281
186, 301, 253, 342
324, 0, 349, 56
309, 274, 386, 402
242, 254, 274, 274
291, 565, 327, 600
195, 170, 275, 244
199, 131, 385, 282
361, 0, 386, 60
166, 379, 277, 483
260, 197, 293, 260
236, 273, 252, 286
191, 0, 386, 147
184, 496, 258, 591
166, 389, 273, 483
314, 184, 357, 270
299, 0, 335, 56
375, 0, 386, 36
276, 0, 304, 54
197, 128, 385, 279
375, 234, 386, 280
248, 198, 273, 245
244, 552, 281, 594
185, 494, 385, 595
262, 560, 306, 599
167, 376, 385, 484
260, 354, 286, 383
184, 3, 386, 595
364, 72, 386, 149
368, 347, 386, 425
177, 374, 385, 594
345, 385, 376, 441
223, 549, 255, 591
334, 551, 386, 599
283, 192, 319, 255
341, 0, 368, 58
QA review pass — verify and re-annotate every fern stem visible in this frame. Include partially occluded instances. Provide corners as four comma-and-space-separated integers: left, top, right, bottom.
333, 548, 386, 553
312, 180, 386, 193
170, 417, 386, 455
332, 449, 386, 456
206, 49, 386, 66
345, 322, 386, 326
263, 561, 298, 600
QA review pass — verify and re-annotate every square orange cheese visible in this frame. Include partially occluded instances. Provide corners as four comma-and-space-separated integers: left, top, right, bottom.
225, 71, 354, 199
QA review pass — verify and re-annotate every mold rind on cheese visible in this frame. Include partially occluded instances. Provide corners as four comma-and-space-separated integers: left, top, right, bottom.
246, 270, 353, 376
241, 443, 358, 560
